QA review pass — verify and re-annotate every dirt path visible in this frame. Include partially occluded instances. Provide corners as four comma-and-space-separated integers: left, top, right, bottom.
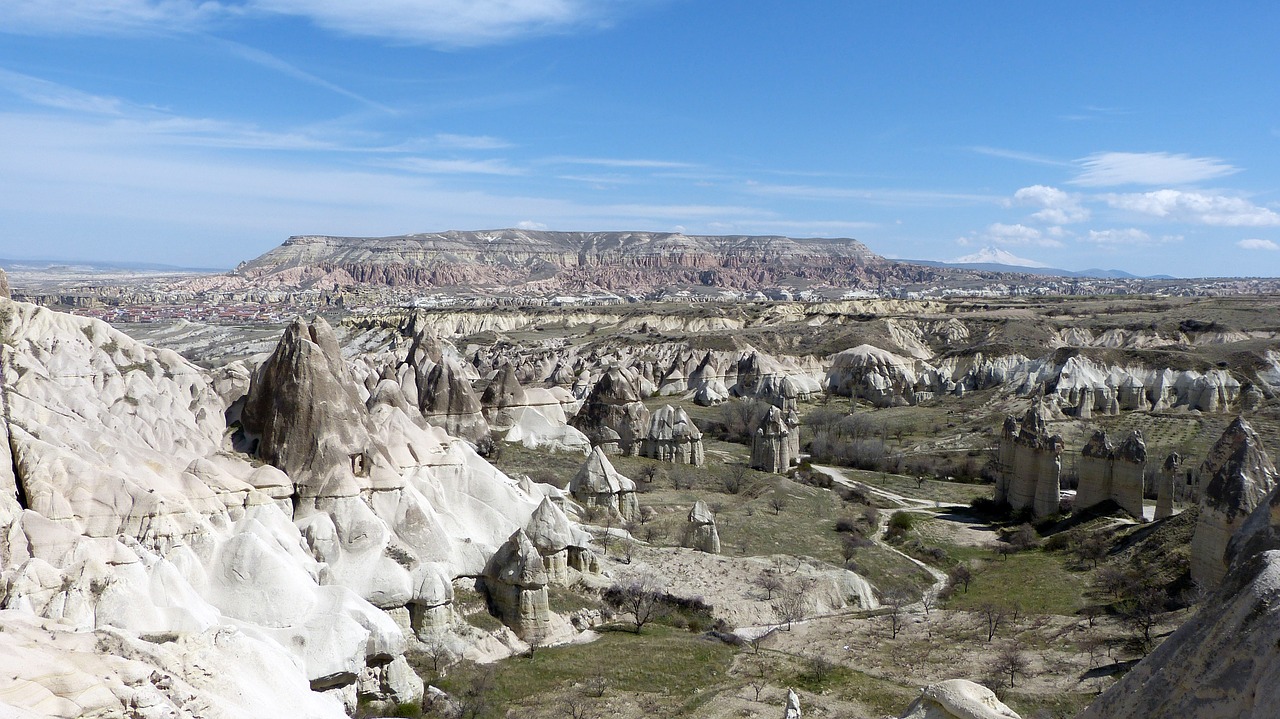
813, 465, 949, 607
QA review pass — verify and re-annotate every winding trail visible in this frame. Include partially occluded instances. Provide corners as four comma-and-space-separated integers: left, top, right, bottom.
813, 465, 950, 609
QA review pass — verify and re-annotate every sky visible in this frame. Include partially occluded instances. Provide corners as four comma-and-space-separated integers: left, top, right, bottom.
1, 2, 1279, 277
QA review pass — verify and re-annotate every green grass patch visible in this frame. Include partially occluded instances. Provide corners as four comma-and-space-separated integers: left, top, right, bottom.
434, 624, 735, 718
943, 548, 1087, 616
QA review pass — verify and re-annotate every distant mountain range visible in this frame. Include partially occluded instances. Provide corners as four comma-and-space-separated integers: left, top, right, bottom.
900, 247, 1176, 280
0, 257, 224, 273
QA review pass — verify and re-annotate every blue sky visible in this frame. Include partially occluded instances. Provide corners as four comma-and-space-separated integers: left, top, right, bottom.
1, 2, 1279, 277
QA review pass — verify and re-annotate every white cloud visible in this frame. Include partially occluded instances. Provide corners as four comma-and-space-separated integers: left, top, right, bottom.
1084, 228, 1181, 246
1238, 238, 1280, 251
1011, 184, 1089, 224
516, 220, 547, 230
0, 0, 627, 46
1104, 189, 1280, 226
432, 133, 512, 150
958, 223, 1064, 248
1072, 151, 1238, 186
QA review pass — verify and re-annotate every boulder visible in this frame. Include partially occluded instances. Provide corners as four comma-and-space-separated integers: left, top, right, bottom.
898, 679, 1021, 719
783, 688, 802, 719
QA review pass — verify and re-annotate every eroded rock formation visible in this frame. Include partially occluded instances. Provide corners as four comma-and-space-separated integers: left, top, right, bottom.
1075, 429, 1146, 518
481, 529, 551, 640
1189, 417, 1278, 586
570, 366, 650, 455
751, 405, 797, 473
681, 500, 721, 554
569, 447, 639, 521
993, 404, 1063, 517
640, 404, 705, 466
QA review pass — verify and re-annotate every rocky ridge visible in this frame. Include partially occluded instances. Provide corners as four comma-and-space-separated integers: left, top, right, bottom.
212, 230, 939, 294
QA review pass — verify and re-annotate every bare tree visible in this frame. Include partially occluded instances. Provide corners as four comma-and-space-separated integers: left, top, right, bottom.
992, 641, 1031, 688
885, 590, 910, 639
451, 667, 496, 719
978, 601, 1008, 642
724, 463, 751, 494
418, 634, 454, 676
755, 571, 785, 600
746, 660, 768, 701
769, 492, 788, 515
606, 570, 667, 633
947, 564, 974, 593
1119, 585, 1166, 652
771, 579, 813, 630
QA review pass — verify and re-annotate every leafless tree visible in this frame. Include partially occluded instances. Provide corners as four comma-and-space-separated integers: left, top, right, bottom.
978, 601, 1008, 642
885, 590, 911, 638
755, 571, 785, 600
724, 463, 751, 494
607, 569, 667, 633
769, 492, 788, 515
746, 660, 768, 701
948, 564, 974, 593
419, 634, 454, 676
771, 579, 813, 630
992, 641, 1031, 688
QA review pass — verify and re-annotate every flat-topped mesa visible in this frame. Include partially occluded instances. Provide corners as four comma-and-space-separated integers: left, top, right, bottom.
569, 446, 639, 522
1075, 429, 1146, 518
751, 405, 796, 474
230, 230, 893, 292
570, 365, 650, 455
994, 403, 1063, 516
640, 404, 705, 466
1190, 417, 1279, 586
241, 317, 399, 498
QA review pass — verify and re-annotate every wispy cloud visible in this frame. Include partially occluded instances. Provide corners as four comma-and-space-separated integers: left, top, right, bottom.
1104, 189, 1280, 226
546, 156, 698, 169
215, 39, 395, 113
381, 157, 524, 176
970, 146, 1069, 168
0, 67, 126, 115
1238, 238, 1279, 251
0, 0, 226, 36
0, 0, 636, 47
1085, 228, 1180, 246
432, 133, 512, 150
746, 182, 1001, 207
1072, 151, 1239, 186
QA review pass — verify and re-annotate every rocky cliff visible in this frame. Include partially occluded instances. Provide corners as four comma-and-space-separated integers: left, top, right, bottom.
223, 230, 927, 293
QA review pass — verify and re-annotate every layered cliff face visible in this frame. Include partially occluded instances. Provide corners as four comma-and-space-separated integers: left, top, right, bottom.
223, 230, 918, 293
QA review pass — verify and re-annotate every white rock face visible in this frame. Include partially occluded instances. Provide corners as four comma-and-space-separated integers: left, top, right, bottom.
1190, 417, 1278, 586
897, 679, 1021, 719
0, 300, 559, 716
